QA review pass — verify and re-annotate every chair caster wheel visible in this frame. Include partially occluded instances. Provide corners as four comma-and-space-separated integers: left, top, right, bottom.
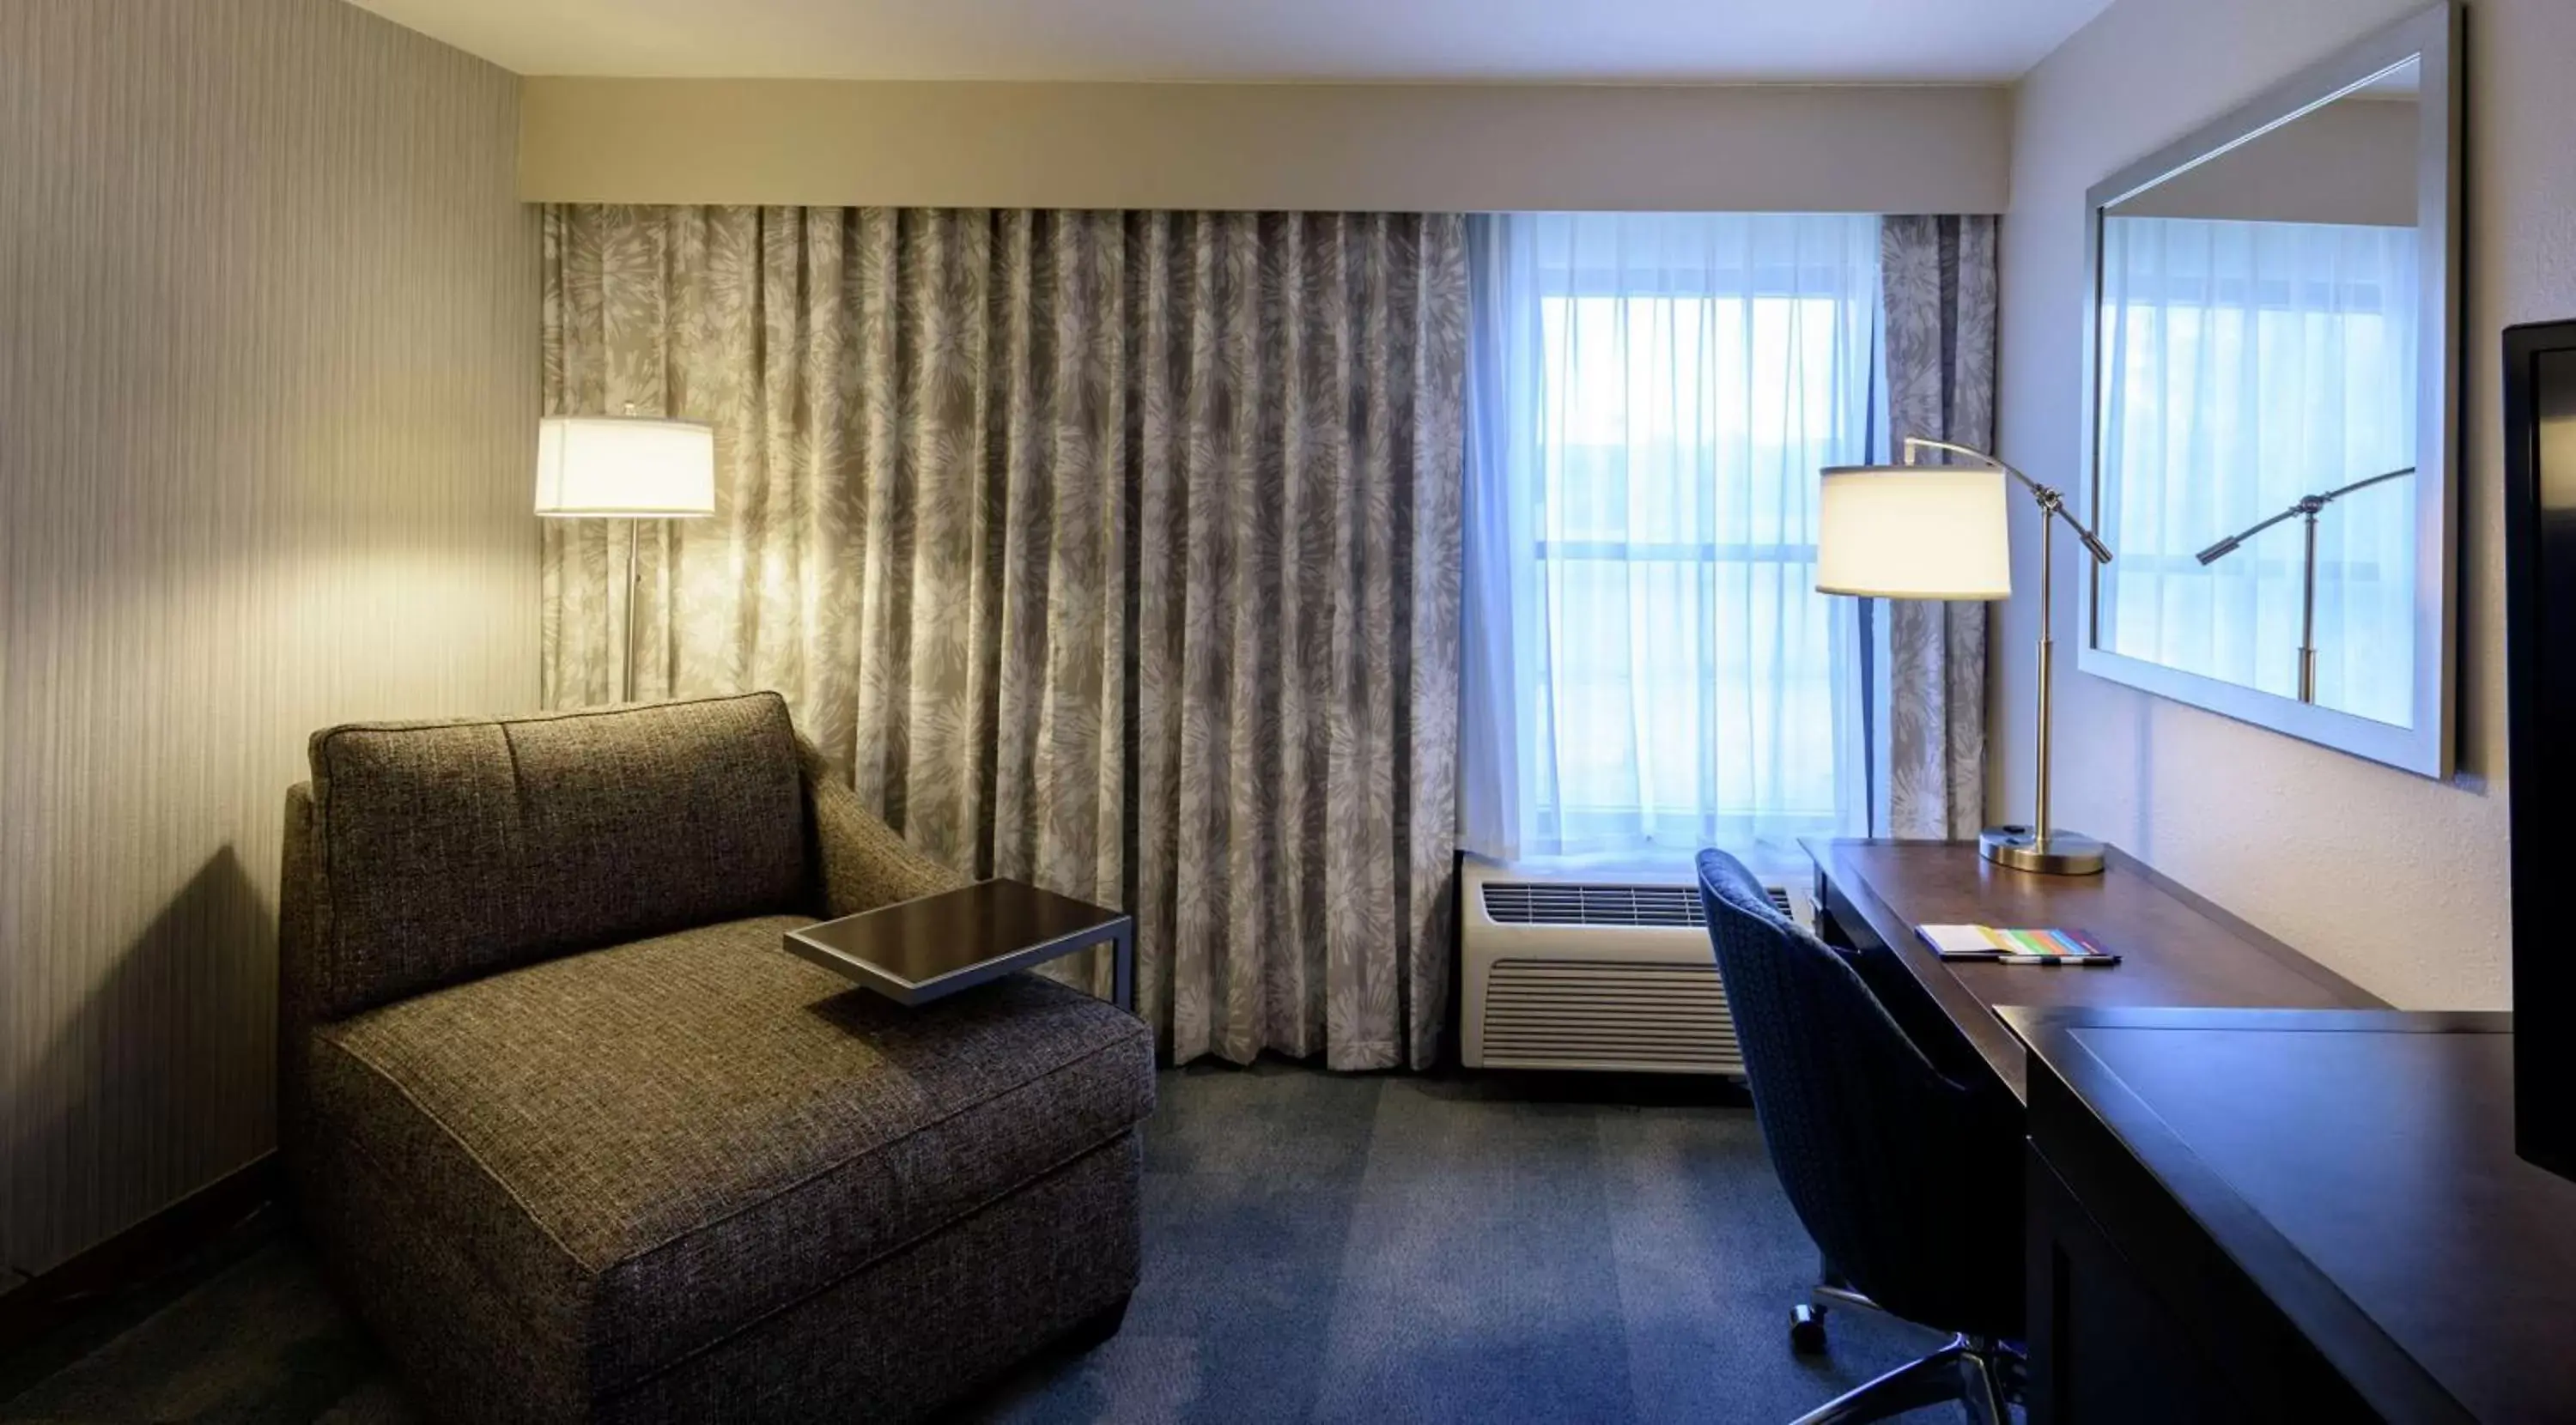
1789, 1303, 1829, 1355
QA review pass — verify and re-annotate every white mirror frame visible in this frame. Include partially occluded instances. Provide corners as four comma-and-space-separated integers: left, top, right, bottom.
2075, 3, 2461, 779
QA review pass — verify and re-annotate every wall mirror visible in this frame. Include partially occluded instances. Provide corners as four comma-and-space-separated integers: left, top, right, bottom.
2076, 4, 2459, 777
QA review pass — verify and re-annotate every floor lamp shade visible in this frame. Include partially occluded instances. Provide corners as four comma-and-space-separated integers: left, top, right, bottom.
1814, 464, 2013, 600
533, 415, 716, 518
534, 414, 716, 706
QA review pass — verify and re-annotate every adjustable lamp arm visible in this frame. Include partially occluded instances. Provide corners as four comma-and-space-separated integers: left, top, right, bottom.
1901, 437, 2114, 566
2194, 506, 2307, 565
2185, 464, 2414, 705
1880, 436, 2111, 873
2196, 466, 2415, 566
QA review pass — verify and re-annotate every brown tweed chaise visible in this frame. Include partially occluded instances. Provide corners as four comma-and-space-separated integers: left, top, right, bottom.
275, 692, 1151, 1423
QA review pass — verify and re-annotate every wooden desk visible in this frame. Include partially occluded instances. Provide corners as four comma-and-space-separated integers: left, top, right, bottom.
2010, 1008, 2576, 1423
1802, 839, 2380, 1102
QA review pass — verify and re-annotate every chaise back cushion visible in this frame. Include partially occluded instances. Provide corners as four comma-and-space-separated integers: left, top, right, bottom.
301, 693, 811, 1022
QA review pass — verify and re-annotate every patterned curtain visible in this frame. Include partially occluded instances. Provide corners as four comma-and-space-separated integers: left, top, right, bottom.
540, 206, 1467, 1070
1877, 215, 2000, 839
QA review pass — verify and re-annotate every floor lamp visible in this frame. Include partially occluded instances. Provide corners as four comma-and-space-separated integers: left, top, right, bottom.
534, 411, 717, 704
1817, 437, 2116, 876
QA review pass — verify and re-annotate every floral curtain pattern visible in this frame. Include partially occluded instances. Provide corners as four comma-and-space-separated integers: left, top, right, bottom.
1878, 215, 2001, 839
541, 205, 1467, 1070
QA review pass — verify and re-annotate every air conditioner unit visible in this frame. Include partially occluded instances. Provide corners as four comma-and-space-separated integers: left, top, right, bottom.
1460, 854, 1810, 1076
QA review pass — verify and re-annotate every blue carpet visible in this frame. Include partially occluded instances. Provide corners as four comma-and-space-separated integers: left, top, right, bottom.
2, 1061, 1965, 1423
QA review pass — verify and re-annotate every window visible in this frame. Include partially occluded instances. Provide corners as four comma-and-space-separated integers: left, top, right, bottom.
1462, 214, 1882, 866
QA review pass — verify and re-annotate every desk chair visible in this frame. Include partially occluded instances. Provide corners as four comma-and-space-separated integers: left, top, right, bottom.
1696, 849, 2026, 1425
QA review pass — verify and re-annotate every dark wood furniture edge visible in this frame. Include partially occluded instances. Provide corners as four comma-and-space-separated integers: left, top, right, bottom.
2020, 1139, 2378, 1422
1804, 838, 2391, 1102
2007, 1006, 2482, 1424
1805, 837, 2044, 1101
2099, 846, 2386, 1008
0, 1152, 277, 1352
2008, 1004, 2506, 1037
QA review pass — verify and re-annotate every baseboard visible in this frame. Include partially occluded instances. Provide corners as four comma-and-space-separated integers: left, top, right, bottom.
0, 1153, 279, 1349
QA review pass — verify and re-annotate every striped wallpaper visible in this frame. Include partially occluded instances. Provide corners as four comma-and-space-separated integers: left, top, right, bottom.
0, 0, 541, 1277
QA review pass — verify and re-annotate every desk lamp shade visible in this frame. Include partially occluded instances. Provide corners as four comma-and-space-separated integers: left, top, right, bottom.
1815, 464, 2012, 600
534, 415, 716, 518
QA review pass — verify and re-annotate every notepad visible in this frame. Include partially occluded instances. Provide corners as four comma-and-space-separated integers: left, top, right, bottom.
1915, 924, 2121, 965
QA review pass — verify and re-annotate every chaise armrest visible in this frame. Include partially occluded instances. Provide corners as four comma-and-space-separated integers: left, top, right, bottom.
797, 737, 972, 918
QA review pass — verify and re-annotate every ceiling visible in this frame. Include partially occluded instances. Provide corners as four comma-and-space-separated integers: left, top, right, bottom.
349, 0, 2116, 84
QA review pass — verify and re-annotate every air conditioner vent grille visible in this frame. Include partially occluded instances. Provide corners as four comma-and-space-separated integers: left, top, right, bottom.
1477, 958, 1740, 1072
1480, 880, 1792, 927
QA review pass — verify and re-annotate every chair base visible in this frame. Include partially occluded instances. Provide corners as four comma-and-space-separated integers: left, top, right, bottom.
1789, 1302, 1831, 1356
1786, 1263, 1893, 1355
1789, 1334, 2022, 1425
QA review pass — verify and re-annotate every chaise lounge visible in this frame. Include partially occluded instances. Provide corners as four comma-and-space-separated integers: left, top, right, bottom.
274, 692, 1152, 1423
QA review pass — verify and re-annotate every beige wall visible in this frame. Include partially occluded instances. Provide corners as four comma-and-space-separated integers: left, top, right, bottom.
1997, 0, 2571, 1008
519, 78, 2014, 214
2116, 94, 2420, 227
0, 0, 540, 1276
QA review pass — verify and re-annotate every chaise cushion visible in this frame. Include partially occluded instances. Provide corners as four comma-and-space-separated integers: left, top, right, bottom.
301, 694, 811, 1021
304, 914, 1154, 1398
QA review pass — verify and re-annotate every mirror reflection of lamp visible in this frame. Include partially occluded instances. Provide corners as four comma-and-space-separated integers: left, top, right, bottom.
2192, 466, 2415, 705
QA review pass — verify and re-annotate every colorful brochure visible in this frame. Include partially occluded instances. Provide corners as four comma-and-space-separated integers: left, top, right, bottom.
1914, 924, 2122, 965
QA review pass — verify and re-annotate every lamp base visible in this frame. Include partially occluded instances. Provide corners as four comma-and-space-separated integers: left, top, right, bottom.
1979, 825, 2108, 876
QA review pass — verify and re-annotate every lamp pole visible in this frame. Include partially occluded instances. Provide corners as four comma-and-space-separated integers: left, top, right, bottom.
2300, 509, 2319, 703
532, 409, 717, 709
1898, 438, 2115, 875
625, 518, 642, 705
2037, 494, 2056, 852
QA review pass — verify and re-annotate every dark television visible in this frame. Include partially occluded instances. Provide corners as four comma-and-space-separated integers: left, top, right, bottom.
2504, 320, 2576, 1183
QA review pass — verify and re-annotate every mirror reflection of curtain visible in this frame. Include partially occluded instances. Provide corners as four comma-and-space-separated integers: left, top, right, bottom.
2098, 216, 2419, 724
1459, 213, 1880, 868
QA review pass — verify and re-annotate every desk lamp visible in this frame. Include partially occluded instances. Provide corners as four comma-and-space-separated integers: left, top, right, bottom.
1818, 437, 2115, 875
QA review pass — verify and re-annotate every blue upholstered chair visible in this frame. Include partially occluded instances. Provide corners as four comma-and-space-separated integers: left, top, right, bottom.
1695, 848, 2026, 1425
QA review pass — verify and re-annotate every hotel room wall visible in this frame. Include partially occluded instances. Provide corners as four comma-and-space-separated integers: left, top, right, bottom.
2111, 95, 2419, 227
0, 0, 540, 1277
1997, 0, 2576, 1007
518, 78, 2014, 214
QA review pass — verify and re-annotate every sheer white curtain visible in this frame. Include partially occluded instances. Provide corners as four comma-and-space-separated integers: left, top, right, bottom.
2097, 216, 2419, 723
1461, 213, 1880, 870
